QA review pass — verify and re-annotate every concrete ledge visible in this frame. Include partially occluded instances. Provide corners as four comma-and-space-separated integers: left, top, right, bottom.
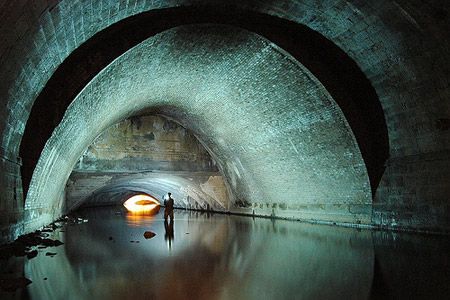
177, 207, 450, 235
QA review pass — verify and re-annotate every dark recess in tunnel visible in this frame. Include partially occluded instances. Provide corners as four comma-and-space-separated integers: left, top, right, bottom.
20, 5, 389, 199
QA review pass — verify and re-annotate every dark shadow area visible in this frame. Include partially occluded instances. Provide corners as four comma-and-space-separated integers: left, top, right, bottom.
369, 256, 391, 299
20, 5, 389, 198
370, 230, 450, 299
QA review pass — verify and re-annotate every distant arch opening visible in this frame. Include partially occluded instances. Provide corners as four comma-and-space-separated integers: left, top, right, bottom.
64, 114, 230, 214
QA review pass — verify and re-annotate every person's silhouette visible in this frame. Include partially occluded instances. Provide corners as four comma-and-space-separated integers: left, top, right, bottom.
164, 192, 174, 221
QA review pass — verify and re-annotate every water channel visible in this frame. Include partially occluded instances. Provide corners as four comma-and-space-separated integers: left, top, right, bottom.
2, 206, 450, 299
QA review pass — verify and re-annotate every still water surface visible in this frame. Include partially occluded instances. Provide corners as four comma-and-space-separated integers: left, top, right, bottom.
6, 207, 450, 299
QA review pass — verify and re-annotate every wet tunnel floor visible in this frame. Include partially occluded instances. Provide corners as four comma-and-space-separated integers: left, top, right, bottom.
2, 206, 450, 300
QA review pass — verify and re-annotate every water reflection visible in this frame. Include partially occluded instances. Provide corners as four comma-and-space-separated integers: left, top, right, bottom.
13, 207, 450, 299
164, 219, 174, 250
125, 211, 158, 227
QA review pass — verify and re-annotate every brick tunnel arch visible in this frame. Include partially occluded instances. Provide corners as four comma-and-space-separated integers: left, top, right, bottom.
0, 1, 448, 242
65, 114, 230, 213
19, 6, 388, 201
68, 174, 228, 212
24, 24, 371, 231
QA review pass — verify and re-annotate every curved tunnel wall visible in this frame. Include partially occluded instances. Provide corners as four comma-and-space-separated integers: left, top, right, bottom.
26, 25, 370, 231
18, 6, 389, 197
0, 1, 449, 241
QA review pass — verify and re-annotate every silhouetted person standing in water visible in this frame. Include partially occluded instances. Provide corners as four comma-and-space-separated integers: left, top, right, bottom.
164, 192, 174, 221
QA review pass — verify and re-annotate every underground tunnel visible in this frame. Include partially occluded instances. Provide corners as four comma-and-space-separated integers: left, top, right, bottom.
0, 1, 449, 299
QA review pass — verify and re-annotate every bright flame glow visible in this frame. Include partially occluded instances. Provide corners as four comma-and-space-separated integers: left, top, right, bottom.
123, 194, 160, 213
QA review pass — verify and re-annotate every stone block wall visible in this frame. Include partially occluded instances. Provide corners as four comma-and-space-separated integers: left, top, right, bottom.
373, 151, 450, 232
0, 156, 24, 243
74, 115, 217, 173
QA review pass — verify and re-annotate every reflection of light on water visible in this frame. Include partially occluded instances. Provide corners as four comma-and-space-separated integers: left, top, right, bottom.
126, 212, 159, 227
123, 194, 160, 213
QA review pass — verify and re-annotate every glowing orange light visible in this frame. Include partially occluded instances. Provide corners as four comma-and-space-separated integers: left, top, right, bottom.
123, 194, 160, 213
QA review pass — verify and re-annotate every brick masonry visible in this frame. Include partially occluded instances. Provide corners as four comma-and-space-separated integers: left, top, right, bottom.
24, 25, 371, 237
0, 1, 449, 241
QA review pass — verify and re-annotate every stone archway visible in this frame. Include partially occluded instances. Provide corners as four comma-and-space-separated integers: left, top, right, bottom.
24, 25, 371, 232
